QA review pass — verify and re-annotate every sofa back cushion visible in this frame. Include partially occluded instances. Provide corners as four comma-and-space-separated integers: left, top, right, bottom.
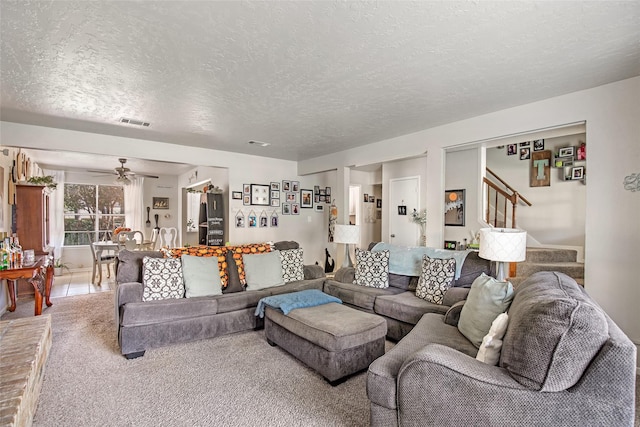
116, 249, 164, 284
243, 250, 284, 290
500, 271, 609, 392
452, 251, 493, 287
181, 254, 223, 297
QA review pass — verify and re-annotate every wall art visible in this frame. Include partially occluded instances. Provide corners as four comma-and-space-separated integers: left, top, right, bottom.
235, 210, 245, 228
270, 211, 279, 227
232, 191, 242, 200
530, 150, 551, 187
444, 189, 465, 226
300, 189, 313, 208
250, 184, 270, 205
153, 197, 169, 209
533, 139, 545, 151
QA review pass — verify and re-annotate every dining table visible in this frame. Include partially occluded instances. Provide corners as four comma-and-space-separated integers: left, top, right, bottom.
92, 241, 120, 285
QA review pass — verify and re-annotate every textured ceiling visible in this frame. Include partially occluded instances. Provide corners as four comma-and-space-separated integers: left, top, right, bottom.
1, 1, 639, 165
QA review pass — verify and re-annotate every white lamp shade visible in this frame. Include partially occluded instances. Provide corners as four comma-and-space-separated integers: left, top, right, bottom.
333, 224, 360, 245
479, 228, 527, 262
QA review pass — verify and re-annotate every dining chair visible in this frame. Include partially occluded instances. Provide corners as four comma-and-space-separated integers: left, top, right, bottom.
158, 227, 178, 248
120, 230, 145, 251
88, 233, 116, 284
141, 228, 159, 250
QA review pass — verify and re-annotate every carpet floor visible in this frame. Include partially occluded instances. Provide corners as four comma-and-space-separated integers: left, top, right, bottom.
1, 293, 370, 426
3, 293, 638, 426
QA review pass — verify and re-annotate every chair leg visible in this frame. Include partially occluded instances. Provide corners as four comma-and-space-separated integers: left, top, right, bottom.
106, 264, 111, 278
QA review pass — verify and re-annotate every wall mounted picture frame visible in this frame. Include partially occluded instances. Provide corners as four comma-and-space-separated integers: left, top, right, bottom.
376, 199, 382, 209
444, 240, 457, 250
572, 166, 585, 180
259, 211, 268, 227
292, 181, 300, 192
533, 139, 545, 151
243, 195, 250, 206
235, 210, 245, 228
519, 141, 530, 147
314, 204, 324, 212
300, 189, 313, 208
292, 203, 300, 215
248, 211, 257, 227
558, 146, 575, 157
250, 184, 270, 205
232, 191, 242, 200
282, 180, 291, 191
364, 193, 369, 202
520, 147, 530, 160
270, 211, 279, 227
243, 184, 251, 194
444, 189, 465, 227
270, 198, 280, 207
270, 190, 279, 200
282, 203, 291, 215
507, 144, 517, 155
270, 182, 280, 191
368, 195, 374, 203
314, 185, 320, 195
152, 197, 169, 209
398, 205, 407, 215
325, 187, 331, 196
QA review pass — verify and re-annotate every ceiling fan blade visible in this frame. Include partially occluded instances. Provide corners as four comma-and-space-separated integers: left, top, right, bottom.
87, 169, 115, 175
132, 173, 159, 179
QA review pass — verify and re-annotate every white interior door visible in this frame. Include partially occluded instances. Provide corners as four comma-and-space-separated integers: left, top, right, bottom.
389, 176, 420, 246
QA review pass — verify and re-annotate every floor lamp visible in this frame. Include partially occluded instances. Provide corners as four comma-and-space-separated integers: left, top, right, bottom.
333, 224, 361, 269
479, 227, 527, 281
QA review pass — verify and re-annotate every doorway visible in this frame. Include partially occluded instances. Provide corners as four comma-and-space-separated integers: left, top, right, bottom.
389, 176, 420, 246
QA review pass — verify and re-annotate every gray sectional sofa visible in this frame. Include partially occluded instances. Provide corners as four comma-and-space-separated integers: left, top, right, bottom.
325, 250, 493, 341
115, 241, 325, 358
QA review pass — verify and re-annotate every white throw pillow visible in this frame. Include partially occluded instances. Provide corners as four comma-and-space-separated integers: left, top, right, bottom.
476, 313, 509, 365
181, 254, 223, 298
353, 249, 390, 288
280, 249, 304, 283
458, 273, 514, 348
243, 250, 284, 290
142, 256, 184, 301
415, 255, 456, 304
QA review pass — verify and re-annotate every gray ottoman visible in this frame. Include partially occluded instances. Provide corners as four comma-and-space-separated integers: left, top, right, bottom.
264, 302, 387, 385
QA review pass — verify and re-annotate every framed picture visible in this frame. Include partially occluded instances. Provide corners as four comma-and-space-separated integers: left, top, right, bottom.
243, 184, 251, 194
572, 166, 585, 180
314, 194, 320, 203
300, 189, 313, 208
235, 211, 245, 228
376, 199, 382, 209
152, 197, 169, 209
270, 190, 279, 200
368, 195, 374, 203
243, 195, 250, 206
270, 198, 280, 207
444, 240, 457, 250
260, 212, 268, 228
319, 188, 326, 196
520, 147, 530, 160
282, 180, 291, 191
291, 203, 300, 215
250, 184, 270, 205
507, 144, 517, 156
533, 139, 545, 151
292, 181, 300, 192
314, 185, 320, 195
558, 146, 574, 157
248, 213, 257, 228
282, 203, 291, 215
444, 189, 465, 227
519, 141, 530, 147
364, 193, 369, 202
325, 187, 331, 196
232, 191, 242, 200
286, 192, 297, 203
314, 204, 324, 212
577, 142, 586, 160
398, 205, 407, 215
270, 182, 280, 191
270, 212, 279, 227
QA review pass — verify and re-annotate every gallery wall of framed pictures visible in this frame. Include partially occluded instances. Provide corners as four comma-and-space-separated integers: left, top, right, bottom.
233, 180, 332, 226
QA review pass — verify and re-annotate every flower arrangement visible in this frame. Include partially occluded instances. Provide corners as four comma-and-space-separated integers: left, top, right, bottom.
410, 209, 427, 225
113, 227, 131, 235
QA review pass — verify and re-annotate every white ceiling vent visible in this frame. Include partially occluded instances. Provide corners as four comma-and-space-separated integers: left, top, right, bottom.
119, 117, 150, 127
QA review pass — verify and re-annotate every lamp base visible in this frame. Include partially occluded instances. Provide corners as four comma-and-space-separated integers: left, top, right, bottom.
342, 243, 354, 269
496, 262, 508, 282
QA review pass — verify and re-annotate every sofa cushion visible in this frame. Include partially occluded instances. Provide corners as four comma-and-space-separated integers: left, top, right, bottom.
181, 254, 223, 297
415, 256, 456, 304
243, 250, 284, 290
500, 271, 609, 392
374, 291, 449, 325
458, 273, 514, 348
452, 251, 492, 287
228, 243, 272, 285
354, 249, 390, 288
222, 250, 244, 293
280, 249, 304, 283
142, 257, 185, 301
324, 280, 403, 312
116, 249, 164, 284
388, 273, 412, 290
367, 313, 477, 410
273, 240, 299, 251
120, 298, 218, 327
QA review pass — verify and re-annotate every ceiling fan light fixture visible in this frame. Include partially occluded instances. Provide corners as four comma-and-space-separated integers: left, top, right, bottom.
116, 175, 131, 185
248, 140, 271, 147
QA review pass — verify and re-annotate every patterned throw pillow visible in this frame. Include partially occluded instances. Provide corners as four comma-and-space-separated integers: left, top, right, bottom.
415, 256, 456, 304
353, 249, 390, 288
142, 256, 185, 301
280, 249, 304, 283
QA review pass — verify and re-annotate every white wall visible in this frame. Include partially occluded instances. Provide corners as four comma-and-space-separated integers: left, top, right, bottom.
444, 148, 484, 247
299, 77, 640, 360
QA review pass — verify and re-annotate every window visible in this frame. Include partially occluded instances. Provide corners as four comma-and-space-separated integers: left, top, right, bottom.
64, 184, 125, 245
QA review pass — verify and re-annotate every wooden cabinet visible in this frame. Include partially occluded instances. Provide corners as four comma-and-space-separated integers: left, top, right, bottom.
198, 192, 225, 246
15, 184, 50, 255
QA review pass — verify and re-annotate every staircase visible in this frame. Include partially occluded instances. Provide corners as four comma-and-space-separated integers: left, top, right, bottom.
510, 247, 584, 287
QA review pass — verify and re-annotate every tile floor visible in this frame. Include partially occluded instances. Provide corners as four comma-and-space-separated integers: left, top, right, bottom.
50, 268, 114, 298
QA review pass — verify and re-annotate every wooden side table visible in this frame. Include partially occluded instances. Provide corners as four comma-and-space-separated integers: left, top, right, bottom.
1, 255, 53, 316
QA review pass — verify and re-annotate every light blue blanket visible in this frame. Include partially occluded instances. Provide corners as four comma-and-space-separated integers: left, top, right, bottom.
255, 289, 342, 318
371, 243, 471, 280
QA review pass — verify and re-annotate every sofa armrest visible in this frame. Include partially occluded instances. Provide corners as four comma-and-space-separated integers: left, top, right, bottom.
442, 286, 469, 306
443, 300, 466, 326
304, 264, 326, 280
334, 267, 355, 283
115, 281, 143, 332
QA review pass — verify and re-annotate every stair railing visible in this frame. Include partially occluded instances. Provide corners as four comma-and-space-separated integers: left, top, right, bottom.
484, 167, 532, 229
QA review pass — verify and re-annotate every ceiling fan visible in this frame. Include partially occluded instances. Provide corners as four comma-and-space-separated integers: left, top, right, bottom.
88, 158, 159, 184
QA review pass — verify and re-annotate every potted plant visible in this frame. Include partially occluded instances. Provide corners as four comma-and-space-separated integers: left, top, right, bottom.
53, 259, 70, 275
26, 175, 58, 190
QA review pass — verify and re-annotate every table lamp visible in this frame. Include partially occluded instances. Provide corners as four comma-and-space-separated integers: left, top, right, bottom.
333, 224, 360, 268
479, 227, 527, 281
